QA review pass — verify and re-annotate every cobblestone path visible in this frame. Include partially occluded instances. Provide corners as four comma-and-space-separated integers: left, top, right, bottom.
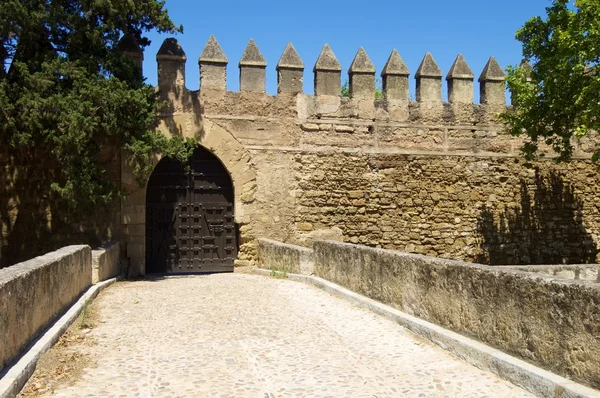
44, 273, 533, 397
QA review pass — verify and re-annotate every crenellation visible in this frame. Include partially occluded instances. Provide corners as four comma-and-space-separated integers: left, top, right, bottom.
415, 53, 443, 103
348, 47, 376, 99
199, 35, 228, 91
276, 42, 304, 95
239, 39, 267, 93
381, 49, 410, 101
313, 44, 342, 96
446, 54, 474, 104
156, 39, 186, 92
118, 34, 144, 72
479, 56, 506, 105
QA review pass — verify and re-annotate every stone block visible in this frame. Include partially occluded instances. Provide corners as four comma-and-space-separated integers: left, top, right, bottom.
382, 49, 410, 101
314, 44, 342, 96
92, 241, 121, 284
277, 42, 304, 95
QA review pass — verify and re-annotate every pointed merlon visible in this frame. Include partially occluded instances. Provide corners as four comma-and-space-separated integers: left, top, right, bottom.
199, 35, 228, 65
157, 38, 186, 61
349, 47, 375, 74
381, 49, 409, 77
446, 54, 474, 80
239, 39, 267, 67
313, 44, 342, 72
415, 52, 442, 78
277, 42, 304, 70
479, 57, 505, 82
519, 59, 533, 80
118, 34, 143, 55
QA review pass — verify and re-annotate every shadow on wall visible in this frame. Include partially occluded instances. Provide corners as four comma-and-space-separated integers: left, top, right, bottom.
0, 148, 116, 269
476, 169, 597, 265
159, 88, 205, 141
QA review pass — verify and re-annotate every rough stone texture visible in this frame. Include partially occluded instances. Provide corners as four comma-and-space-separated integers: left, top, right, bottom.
8, 40, 593, 274
0, 139, 121, 269
239, 39, 267, 93
0, 246, 91, 373
276, 42, 304, 94
480, 56, 506, 105
348, 47, 376, 99
381, 49, 410, 100
313, 240, 600, 390
157, 38, 187, 110
36, 275, 534, 397
501, 264, 600, 282
416, 52, 443, 102
447, 54, 475, 104
258, 238, 314, 275
199, 35, 228, 91
292, 153, 600, 265
314, 44, 342, 96
91, 241, 121, 284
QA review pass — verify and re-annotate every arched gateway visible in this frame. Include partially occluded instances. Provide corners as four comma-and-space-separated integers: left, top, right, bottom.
145, 147, 237, 274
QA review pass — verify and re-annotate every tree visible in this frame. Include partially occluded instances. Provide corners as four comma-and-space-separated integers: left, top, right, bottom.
502, 0, 600, 162
341, 78, 384, 99
0, 0, 196, 214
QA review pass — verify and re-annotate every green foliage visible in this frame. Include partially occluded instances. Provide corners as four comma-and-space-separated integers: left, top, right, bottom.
502, 0, 600, 162
341, 78, 384, 99
0, 0, 195, 214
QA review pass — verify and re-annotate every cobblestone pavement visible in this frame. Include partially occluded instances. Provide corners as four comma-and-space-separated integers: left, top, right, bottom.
44, 273, 534, 397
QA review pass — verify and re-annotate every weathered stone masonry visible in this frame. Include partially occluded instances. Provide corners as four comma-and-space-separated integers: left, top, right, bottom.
110, 36, 600, 273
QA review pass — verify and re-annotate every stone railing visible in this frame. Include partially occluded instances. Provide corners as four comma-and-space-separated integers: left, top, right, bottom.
258, 239, 600, 390
498, 264, 600, 282
92, 241, 121, 284
0, 246, 91, 373
258, 238, 314, 275
0, 243, 123, 374
313, 240, 600, 389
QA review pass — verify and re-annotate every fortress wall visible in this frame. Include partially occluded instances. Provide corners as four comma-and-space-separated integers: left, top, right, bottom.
124, 37, 600, 269
0, 145, 121, 269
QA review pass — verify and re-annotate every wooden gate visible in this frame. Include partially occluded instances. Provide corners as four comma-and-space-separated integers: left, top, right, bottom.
145, 147, 237, 273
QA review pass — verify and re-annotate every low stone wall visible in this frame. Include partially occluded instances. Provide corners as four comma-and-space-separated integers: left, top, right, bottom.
258, 239, 314, 275
92, 241, 121, 284
313, 240, 600, 390
0, 246, 91, 373
500, 264, 600, 282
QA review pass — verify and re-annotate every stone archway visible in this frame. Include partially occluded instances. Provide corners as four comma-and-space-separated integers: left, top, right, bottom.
121, 118, 257, 276
145, 146, 237, 274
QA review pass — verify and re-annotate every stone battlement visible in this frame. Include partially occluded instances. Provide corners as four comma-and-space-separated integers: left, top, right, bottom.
151, 35, 508, 107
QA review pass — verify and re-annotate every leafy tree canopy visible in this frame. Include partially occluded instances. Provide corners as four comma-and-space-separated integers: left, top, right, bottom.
0, 0, 196, 213
502, 0, 600, 162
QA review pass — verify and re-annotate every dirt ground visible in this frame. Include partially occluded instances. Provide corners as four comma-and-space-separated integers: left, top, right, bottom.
17, 295, 102, 397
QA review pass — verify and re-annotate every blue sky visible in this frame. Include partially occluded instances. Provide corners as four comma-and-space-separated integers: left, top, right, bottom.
142, 0, 552, 101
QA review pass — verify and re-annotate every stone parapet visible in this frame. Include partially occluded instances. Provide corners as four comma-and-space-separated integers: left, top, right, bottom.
499, 264, 600, 282
258, 238, 314, 275
0, 246, 92, 373
92, 241, 122, 284
313, 240, 600, 390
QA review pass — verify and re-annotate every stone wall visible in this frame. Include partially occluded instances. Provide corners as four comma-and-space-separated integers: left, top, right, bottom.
5, 36, 597, 272
114, 36, 600, 272
0, 144, 121, 269
500, 264, 600, 282
92, 241, 122, 284
313, 240, 600, 390
0, 246, 91, 373
258, 238, 314, 275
